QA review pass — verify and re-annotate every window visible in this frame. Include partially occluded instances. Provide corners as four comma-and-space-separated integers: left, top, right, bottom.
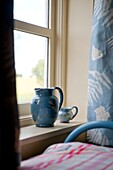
14, 0, 67, 127
14, 31, 48, 103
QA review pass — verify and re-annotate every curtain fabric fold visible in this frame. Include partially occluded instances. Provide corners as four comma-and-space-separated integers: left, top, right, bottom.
87, 0, 113, 146
0, 0, 20, 169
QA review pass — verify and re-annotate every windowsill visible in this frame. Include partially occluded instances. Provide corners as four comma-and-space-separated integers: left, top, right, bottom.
20, 120, 84, 144
20, 119, 85, 160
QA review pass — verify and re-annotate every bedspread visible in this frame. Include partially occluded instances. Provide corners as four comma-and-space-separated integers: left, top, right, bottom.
19, 142, 113, 170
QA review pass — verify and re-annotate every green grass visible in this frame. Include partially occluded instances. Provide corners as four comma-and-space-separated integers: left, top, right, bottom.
16, 76, 41, 103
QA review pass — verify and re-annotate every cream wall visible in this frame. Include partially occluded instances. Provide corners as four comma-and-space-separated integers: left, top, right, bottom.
66, 0, 93, 122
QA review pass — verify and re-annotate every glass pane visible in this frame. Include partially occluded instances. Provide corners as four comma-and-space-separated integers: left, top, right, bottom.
14, 30, 48, 104
14, 0, 49, 28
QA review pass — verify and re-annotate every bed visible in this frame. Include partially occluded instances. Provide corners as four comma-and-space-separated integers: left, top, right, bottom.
19, 121, 113, 170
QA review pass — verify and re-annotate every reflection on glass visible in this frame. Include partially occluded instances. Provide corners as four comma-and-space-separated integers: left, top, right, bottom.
14, 0, 49, 28
14, 30, 48, 103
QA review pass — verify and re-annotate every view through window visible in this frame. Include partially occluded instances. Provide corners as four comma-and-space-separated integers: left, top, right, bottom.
14, 0, 49, 104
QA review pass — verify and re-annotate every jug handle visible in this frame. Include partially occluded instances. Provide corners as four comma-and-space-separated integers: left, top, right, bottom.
71, 106, 78, 120
55, 87, 63, 109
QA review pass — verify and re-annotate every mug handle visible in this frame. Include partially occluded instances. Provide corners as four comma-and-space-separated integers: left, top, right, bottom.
55, 86, 63, 110
71, 106, 78, 120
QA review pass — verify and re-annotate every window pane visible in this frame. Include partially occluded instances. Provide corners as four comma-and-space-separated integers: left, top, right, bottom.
14, 0, 49, 28
14, 30, 48, 104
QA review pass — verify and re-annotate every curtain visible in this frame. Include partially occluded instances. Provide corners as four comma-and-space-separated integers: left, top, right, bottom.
0, 0, 20, 169
87, 0, 113, 146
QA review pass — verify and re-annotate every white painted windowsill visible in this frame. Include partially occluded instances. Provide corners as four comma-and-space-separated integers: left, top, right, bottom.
20, 120, 84, 145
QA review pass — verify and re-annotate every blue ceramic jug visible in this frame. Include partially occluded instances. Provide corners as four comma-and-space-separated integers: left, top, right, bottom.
30, 87, 63, 127
58, 106, 78, 123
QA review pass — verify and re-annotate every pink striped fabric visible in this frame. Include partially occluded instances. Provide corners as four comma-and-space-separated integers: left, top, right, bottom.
19, 142, 113, 170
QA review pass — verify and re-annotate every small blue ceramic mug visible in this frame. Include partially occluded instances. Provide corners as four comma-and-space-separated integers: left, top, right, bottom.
58, 106, 78, 123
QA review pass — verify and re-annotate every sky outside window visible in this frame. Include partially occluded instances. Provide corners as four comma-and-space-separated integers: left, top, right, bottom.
14, 30, 47, 77
14, 0, 49, 28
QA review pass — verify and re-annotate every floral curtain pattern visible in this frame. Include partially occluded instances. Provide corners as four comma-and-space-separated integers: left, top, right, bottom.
0, 0, 20, 169
87, 0, 113, 146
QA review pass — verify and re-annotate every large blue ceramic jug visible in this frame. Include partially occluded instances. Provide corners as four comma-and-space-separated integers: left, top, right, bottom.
30, 87, 63, 127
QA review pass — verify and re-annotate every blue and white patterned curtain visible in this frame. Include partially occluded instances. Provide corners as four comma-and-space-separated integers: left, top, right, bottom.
87, 0, 113, 146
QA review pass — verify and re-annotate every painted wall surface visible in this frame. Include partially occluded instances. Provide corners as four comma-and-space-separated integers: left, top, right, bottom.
66, 0, 93, 122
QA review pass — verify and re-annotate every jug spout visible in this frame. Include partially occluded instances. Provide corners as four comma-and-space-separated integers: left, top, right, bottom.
35, 87, 54, 96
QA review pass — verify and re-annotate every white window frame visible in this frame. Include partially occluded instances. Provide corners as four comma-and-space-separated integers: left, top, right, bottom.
14, 0, 68, 127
